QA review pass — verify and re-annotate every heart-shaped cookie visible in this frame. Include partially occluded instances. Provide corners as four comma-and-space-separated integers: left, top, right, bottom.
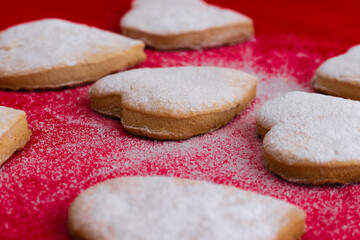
68, 176, 306, 240
0, 106, 31, 166
88, 66, 257, 140
0, 19, 146, 90
256, 91, 360, 184
312, 44, 360, 100
120, 0, 254, 50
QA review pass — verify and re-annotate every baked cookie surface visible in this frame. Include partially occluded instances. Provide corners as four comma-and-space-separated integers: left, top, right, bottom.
120, 0, 254, 50
312, 44, 360, 100
256, 91, 360, 184
88, 66, 257, 140
68, 176, 306, 240
0, 18, 146, 90
0, 106, 31, 166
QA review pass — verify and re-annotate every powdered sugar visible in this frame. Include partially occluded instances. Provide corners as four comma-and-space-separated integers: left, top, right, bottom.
0, 33, 359, 239
316, 44, 360, 83
257, 91, 360, 164
89, 67, 257, 117
0, 19, 143, 77
71, 176, 303, 240
0, 106, 24, 135
121, 0, 252, 35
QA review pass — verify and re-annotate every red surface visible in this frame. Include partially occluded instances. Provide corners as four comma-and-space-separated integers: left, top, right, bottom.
1, 1, 360, 239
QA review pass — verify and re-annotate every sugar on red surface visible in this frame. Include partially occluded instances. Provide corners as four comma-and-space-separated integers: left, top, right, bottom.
1, 0, 360, 239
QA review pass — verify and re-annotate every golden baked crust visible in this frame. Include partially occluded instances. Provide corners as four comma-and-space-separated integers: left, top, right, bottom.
311, 75, 360, 101
276, 208, 306, 240
88, 67, 258, 140
263, 149, 360, 185
0, 107, 31, 166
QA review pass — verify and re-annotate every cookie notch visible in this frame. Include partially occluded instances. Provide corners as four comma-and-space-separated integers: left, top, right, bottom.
120, 0, 254, 50
0, 106, 31, 166
311, 45, 360, 100
0, 19, 146, 90
256, 91, 360, 185
68, 176, 306, 240
89, 67, 257, 140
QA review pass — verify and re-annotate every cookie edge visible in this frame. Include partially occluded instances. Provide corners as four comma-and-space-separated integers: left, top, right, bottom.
0, 109, 32, 166
89, 79, 256, 140
121, 21, 254, 50
311, 74, 360, 101
0, 42, 146, 90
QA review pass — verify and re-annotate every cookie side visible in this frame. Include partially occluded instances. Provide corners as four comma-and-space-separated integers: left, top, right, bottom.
311, 74, 360, 100
264, 149, 360, 185
0, 43, 146, 90
276, 207, 306, 240
0, 108, 31, 166
255, 120, 270, 139
122, 21, 254, 50
90, 83, 256, 140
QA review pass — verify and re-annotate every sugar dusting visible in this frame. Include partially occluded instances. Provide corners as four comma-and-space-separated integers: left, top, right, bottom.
0, 35, 359, 240
70, 176, 304, 240
121, 0, 251, 34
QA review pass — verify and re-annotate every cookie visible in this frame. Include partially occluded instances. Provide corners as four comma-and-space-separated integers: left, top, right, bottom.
256, 91, 360, 184
0, 106, 31, 166
0, 18, 146, 90
120, 0, 254, 50
68, 176, 306, 240
88, 66, 257, 140
311, 45, 360, 100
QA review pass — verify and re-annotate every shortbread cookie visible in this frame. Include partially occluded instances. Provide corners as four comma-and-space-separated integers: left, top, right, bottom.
120, 0, 254, 50
88, 67, 257, 140
0, 106, 31, 166
311, 44, 360, 100
256, 91, 360, 184
0, 18, 146, 90
68, 176, 306, 240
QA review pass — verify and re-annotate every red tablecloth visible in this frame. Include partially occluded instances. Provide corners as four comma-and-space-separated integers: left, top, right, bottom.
1, 1, 360, 239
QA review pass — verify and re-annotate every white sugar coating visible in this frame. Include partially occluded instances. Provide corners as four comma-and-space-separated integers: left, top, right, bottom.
264, 120, 360, 165
120, 0, 252, 35
0, 18, 143, 77
316, 44, 360, 83
0, 106, 25, 136
256, 91, 360, 130
89, 67, 258, 117
71, 176, 303, 240
257, 92, 360, 164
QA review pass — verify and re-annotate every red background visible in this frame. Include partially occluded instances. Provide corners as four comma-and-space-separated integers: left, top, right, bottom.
1, 0, 360, 239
